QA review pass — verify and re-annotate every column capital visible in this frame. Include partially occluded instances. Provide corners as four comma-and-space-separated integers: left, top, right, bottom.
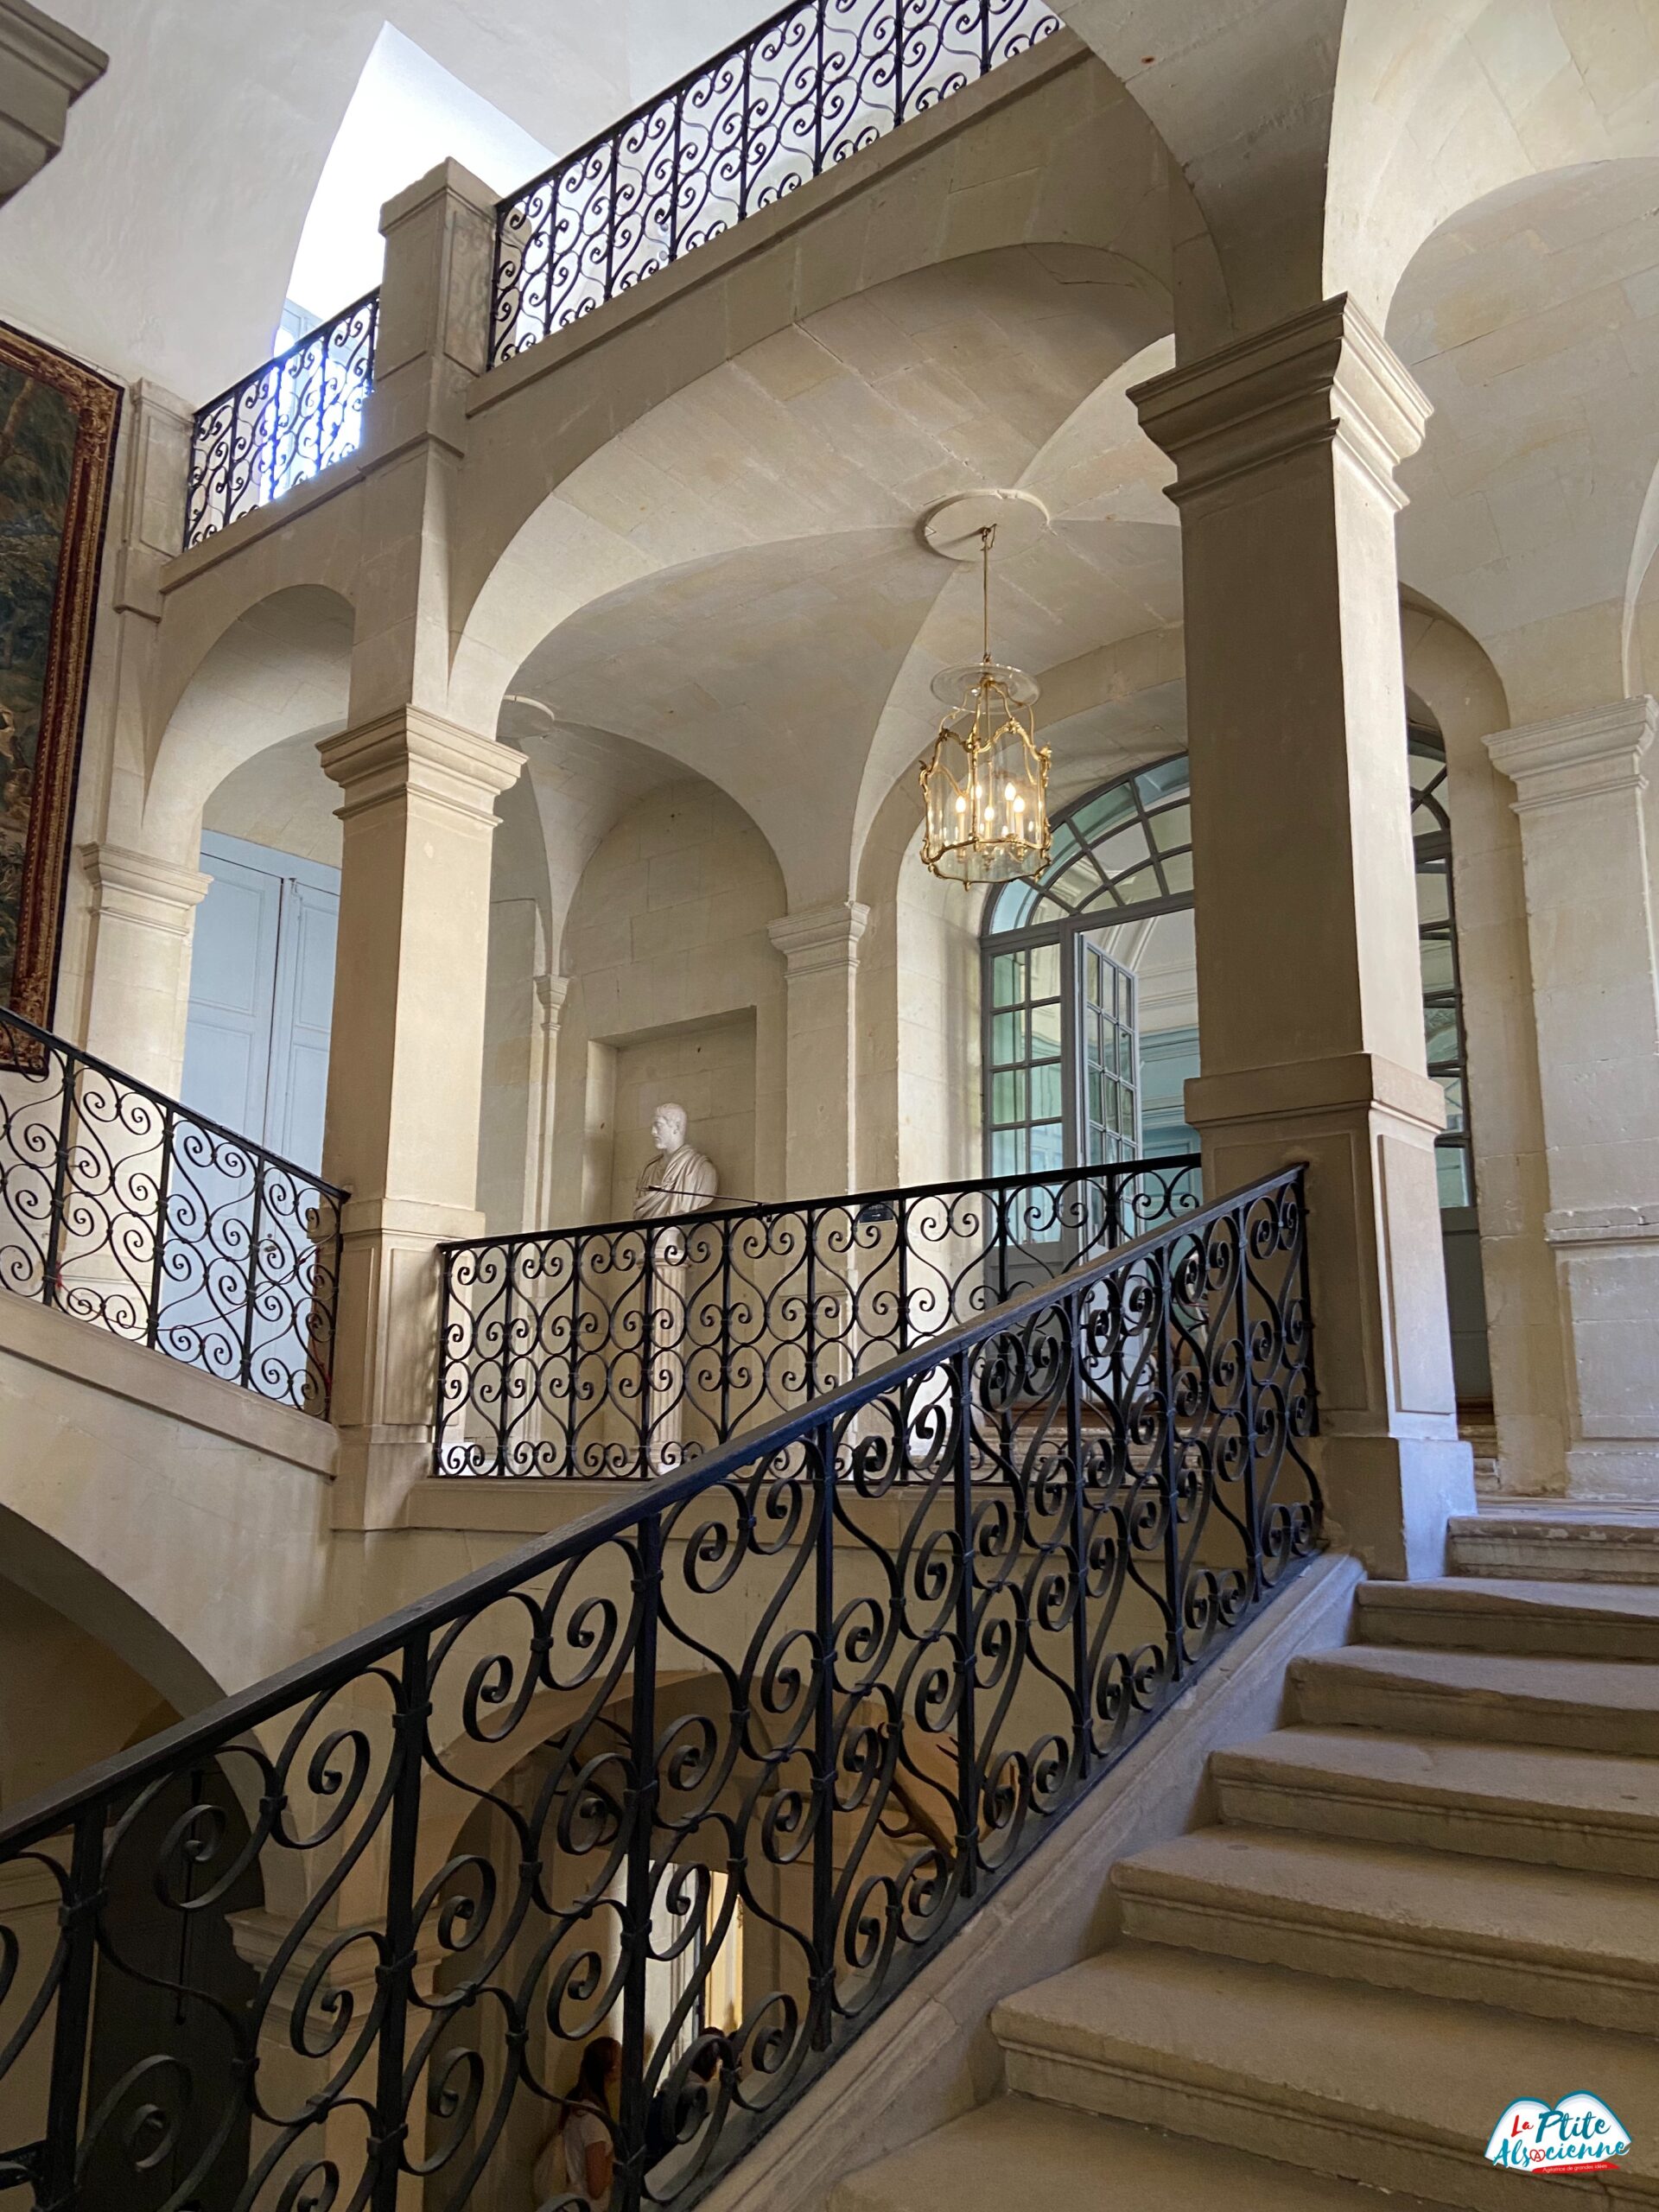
79, 842, 211, 936
1486, 696, 1655, 813
319, 708, 524, 826
767, 899, 871, 977
534, 970, 570, 1029
1128, 294, 1431, 513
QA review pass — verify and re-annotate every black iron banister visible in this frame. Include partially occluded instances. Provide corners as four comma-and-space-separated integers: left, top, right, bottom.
436, 1154, 1202, 1478
184, 289, 380, 548
489, 0, 1063, 365
0, 1166, 1318, 2211
0, 1001, 345, 1414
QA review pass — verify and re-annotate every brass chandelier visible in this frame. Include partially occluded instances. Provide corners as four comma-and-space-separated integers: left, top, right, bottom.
918, 524, 1051, 885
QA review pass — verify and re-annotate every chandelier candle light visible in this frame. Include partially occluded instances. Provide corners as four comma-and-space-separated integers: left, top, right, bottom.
919, 499, 1052, 885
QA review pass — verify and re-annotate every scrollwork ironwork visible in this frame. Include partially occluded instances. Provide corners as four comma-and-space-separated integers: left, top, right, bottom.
0, 1003, 344, 1413
185, 293, 379, 548
491, 0, 1063, 364
436, 1156, 1201, 1480
0, 1166, 1317, 2212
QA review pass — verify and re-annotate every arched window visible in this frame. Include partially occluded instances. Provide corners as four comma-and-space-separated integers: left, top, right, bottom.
982, 728, 1474, 1199
982, 754, 1197, 1175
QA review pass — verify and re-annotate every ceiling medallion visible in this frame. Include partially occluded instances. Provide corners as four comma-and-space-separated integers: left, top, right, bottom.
918, 491, 1052, 887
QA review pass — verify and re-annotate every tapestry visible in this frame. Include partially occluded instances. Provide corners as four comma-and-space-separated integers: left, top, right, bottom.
0, 319, 121, 1025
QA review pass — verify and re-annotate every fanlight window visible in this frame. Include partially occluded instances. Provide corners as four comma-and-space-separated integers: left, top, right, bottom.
985, 754, 1192, 936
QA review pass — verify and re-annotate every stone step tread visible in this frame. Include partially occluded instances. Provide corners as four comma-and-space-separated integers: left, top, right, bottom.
1359, 1577, 1659, 1625
1116, 1825, 1659, 1974
832, 2098, 1455, 2212
993, 1945, 1659, 2186
1212, 1726, 1659, 1828
1293, 1643, 1659, 1713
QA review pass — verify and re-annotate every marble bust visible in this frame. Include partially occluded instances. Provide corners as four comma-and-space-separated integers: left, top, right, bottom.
632, 1103, 718, 1220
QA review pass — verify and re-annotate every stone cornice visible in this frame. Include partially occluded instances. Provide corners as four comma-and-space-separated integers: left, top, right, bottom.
320, 709, 525, 826
767, 900, 871, 976
1486, 696, 1655, 814
0, 0, 105, 92
80, 842, 211, 934
1128, 295, 1431, 514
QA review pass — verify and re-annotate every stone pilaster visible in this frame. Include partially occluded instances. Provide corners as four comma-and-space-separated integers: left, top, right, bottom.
768, 900, 869, 1198
78, 842, 211, 1093
1133, 295, 1474, 1578
320, 709, 524, 1528
1486, 696, 1659, 1497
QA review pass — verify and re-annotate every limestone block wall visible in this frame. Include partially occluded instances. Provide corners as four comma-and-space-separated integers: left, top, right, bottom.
549, 778, 787, 1226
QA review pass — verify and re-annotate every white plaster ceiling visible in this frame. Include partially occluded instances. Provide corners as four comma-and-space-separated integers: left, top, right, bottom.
0, 0, 773, 397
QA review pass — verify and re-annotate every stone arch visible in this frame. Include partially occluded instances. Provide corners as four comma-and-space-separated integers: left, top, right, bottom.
143, 583, 354, 865
451, 232, 1176, 750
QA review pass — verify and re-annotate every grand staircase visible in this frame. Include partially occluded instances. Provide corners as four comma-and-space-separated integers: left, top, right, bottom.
835, 1515, 1659, 2211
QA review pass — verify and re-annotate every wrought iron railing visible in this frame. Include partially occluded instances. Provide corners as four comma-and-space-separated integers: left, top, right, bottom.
0, 1167, 1317, 2212
0, 1005, 344, 1413
491, 0, 1063, 364
184, 291, 380, 548
437, 1155, 1201, 1478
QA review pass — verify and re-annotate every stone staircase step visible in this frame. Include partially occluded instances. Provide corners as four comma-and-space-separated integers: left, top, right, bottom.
1289, 1643, 1659, 1754
1113, 1825, 1659, 2032
1211, 1726, 1659, 1878
1449, 1510, 1659, 1586
1357, 1576, 1659, 1660
992, 1944, 1659, 2210
830, 2096, 1455, 2212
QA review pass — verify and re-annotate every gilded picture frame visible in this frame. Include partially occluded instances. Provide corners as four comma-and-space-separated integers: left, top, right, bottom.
0, 318, 122, 1026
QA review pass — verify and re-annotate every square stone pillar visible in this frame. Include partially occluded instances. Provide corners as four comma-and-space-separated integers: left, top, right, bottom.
78, 843, 211, 1093
1486, 697, 1659, 1497
1132, 296, 1474, 1579
768, 900, 869, 1198
320, 709, 524, 1527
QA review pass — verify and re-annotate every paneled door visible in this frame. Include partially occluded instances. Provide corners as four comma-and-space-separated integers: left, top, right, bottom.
181, 834, 340, 1171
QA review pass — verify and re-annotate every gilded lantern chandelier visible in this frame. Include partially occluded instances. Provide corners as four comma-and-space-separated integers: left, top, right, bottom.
918, 523, 1052, 885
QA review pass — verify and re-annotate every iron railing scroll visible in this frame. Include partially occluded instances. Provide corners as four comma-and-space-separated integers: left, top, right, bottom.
184, 290, 380, 548
437, 1154, 1202, 1478
0, 1166, 1318, 2212
491, 0, 1064, 364
0, 1004, 345, 1413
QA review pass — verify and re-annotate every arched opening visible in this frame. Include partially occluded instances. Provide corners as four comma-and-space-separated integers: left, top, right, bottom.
982, 729, 1493, 1406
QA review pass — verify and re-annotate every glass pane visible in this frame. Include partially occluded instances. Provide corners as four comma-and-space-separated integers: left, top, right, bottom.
991, 950, 1025, 1008
1071, 783, 1139, 843
991, 1128, 1026, 1177
1435, 1142, 1471, 1209
1159, 849, 1194, 897
1415, 866, 1450, 925
1149, 802, 1191, 853
1116, 1028, 1135, 1077
1050, 861, 1103, 911
1113, 862, 1165, 907
1135, 755, 1189, 806
1029, 1122, 1065, 1173
1031, 1062, 1063, 1120
988, 880, 1035, 935
1031, 999, 1064, 1056
1092, 824, 1151, 882
1029, 940, 1060, 998
991, 1011, 1026, 1064
1438, 1073, 1465, 1132
1088, 1068, 1103, 1124
991, 1070, 1027, 1125
1420, 934, 1455, 994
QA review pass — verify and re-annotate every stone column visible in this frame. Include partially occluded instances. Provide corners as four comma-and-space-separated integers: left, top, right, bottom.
1486, 696, 1659, 1497
1132, 296, 1474, 1578
320, 710, 524, 1528
767, 900, 869, 1198
78, 843, 211, 1093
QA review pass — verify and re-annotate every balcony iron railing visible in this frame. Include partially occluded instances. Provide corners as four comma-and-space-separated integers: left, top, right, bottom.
490, 0, 1063, 363
0, 1005, 344, 1413
437, 1155, 1202, 1478
184, 290, 379, 549
0, 1166, 1318, 2212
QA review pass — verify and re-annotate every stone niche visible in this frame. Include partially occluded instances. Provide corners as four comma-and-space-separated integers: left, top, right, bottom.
592, 1007, 759, 1223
